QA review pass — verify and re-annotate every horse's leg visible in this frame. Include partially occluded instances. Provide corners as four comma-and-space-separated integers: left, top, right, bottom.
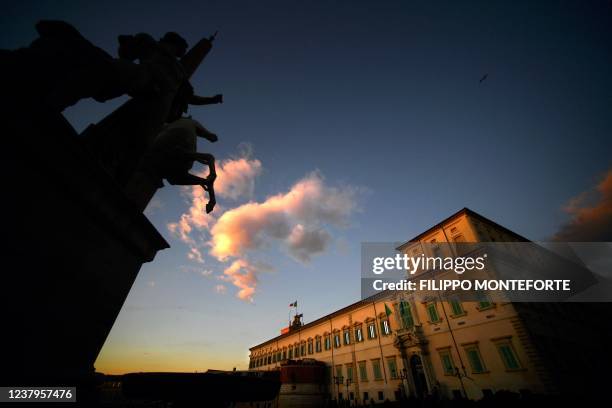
203, 180, 216, 214
186, 152, 216, 183
168, 172, 217, 214
166, 170, 216, 214
165, 173, 207, 186
167, 153, 217, 213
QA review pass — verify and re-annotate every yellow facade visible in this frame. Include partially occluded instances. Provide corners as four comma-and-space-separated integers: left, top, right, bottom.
248, 209, 551, 404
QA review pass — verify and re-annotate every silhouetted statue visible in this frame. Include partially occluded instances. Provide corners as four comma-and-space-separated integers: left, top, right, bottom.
1, 20, 227, 392
3, 20, 223, 214
3, 20, 153, 112
126, 118, 218, 213
82, 29, 222, 189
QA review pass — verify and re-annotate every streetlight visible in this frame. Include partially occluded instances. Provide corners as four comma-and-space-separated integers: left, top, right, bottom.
344, 377, 352, 406
398, 368, 410, 399
333, 375, 344, 403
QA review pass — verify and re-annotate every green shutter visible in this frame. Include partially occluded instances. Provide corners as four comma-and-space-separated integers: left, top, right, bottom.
372, 360, 382, 380
499, 344, 520, 369
450, 299, 463, 315
467, 348, 484, 373
427, 303, 440, 322
399, 301, 414, 328
440, 352, 454, 375
359, 362, 368, 380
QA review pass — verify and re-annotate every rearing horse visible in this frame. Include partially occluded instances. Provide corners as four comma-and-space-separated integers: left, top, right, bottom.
147, 117, 218, 213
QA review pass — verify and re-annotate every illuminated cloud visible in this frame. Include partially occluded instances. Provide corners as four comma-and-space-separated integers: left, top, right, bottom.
221, 259, 258, 302
187, 247, 204, 264
287, 224, 331, 262
210, 172, 357, 262
214, 157, 262, 200
169, 152, 360, 302
554, 169, 612, 241
167, 155, 262, 263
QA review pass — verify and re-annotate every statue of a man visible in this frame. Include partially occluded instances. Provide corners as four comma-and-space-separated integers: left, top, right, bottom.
82, 30, 223, 187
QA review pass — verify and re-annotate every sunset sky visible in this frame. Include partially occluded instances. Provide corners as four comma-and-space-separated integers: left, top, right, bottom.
3, 0, 611, 373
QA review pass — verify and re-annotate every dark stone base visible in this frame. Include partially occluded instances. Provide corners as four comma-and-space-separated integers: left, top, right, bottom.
1, 105, 168, 395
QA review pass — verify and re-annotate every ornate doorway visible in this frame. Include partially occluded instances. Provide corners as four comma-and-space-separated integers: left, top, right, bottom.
410, 354, 428, 398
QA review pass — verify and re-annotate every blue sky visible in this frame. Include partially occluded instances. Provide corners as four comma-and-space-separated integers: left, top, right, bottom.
3, 0, 611, 373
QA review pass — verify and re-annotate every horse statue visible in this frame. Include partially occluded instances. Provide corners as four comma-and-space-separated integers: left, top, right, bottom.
127, 117, 218, 214
2, 20, 154, 112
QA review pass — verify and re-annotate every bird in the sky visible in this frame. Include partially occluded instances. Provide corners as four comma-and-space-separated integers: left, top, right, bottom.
479, 73, 489, 83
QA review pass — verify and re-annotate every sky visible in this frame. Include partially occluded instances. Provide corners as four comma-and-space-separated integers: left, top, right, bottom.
3, 0, 611, 373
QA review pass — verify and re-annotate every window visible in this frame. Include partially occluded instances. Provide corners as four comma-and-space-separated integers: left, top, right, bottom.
295, 345, 300, 358
307, 341, 313, 355
497, 342, 521, 370
431, 239, 443, 258
449, 297, 464, 316
346, 364, 354, 382
477, 293, 493, 309
355, 326, 364, 342
358, 361, 368, 381
325, 335, 331, 350
439, 349, 455, 375
399, 301, 414, 328
378, 391, 384, 401
363, 392, 369, 402
380, 319, 391, 335
453, 234, 465, 243
335, 365, 343, 380
334, 333, 341, 348
372, 359, 383, 380
343, 330, 351, 345
427, 302, 441, 323
387, 357, 398, 379
272, 353, 276, 363
464, 344, 486, 373
315, 337, 322, 353
367, 322, 377, 339
288, 346, 293, 359
300, 343, 305, 356
282, 349, 287, 360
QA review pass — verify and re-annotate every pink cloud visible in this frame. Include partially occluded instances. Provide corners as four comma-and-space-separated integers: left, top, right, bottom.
214, 157, 262, 200
554, 169, 612, 241
221, 259, 258, 302
169, 156, 360, 302
167, 156, 262, 264
210, 172, 357, 261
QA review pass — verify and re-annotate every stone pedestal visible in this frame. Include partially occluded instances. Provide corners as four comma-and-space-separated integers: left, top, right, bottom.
1, 106, 168, 393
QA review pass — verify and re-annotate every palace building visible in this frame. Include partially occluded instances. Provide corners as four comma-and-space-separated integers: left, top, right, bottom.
247, 208, 610, 406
